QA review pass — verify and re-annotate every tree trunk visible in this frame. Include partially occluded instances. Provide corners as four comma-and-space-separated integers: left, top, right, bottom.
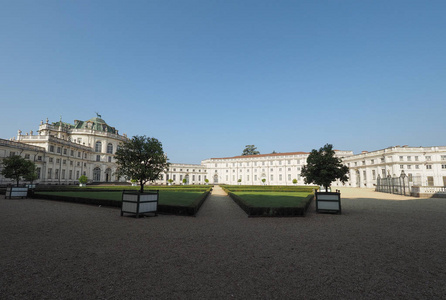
16, 178, 20, 187
139, 182, 144, 193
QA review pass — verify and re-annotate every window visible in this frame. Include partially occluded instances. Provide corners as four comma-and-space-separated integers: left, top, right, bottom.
279, 174, 282, 181
415, 165, 420, 169
254, 175, 257, 181
56, 159, 60, 164
63, 160, 66, 165
288, 160, 291, 164
246, 163, 249, 167
427, 176, 434, 186
247, 175, 249, 181
49, 146, 54, 152
270, 168, 273, 172
180, 175, 183, 181
63, 149, 67, 155
78, 152, 81, 158
71, 150, 74, 156
69, 170, 72, 180
407, 156, 411, 161
288, 168, 291, 171
288, 174, 291, 180
96, 155, 100, 162
371, 159, 374, 164
36, 168, 41, 179
84, 163, 86, 167
95, 141, 102, 153
381, 158, 385, 163
426, 156, 432, 161
426, 165, 432, 170
442, 165, 446, 169
407, 165, 411, 169
382, 169, 386, 177
362, 161, 365, 165
49, 157, 53, 163
48, 168, 52, 179
415, 156, 419, 161
37, 156, 42, 161
192, 175, 195, 181
107, 143, 113, 154
400, 165, 404, 169
279, 168, 282, 172
198, 175, 201, 181
279, 161, 282, 165
271, 174, 274, 181
57, 147, 61, 154
25, 154, 30, 159
399, 156, 404, 161
62, 170, 65, 179
55, 169, 59, 179
108, 157, 111, 162
70, 161, 73, 166
441, 155, 446, 161
372, 170, 376, 180
77, 162, 80, 167
173, 175, 176, 180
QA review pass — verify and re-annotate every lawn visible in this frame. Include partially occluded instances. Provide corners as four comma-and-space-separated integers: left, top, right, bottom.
36, 190, 208, 206
231, 191, 312, 208
221, 185, 315, 216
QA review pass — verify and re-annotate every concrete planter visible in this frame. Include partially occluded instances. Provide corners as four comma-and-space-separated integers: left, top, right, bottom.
5, 187, 29, 199
79, 183, 86, 187
315, 191, 341, 214
121, 190, 159, 218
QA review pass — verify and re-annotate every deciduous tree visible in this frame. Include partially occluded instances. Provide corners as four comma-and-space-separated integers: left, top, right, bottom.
114, 135, 169, 193
1, 155, 36, 187
301, 144, 349, 191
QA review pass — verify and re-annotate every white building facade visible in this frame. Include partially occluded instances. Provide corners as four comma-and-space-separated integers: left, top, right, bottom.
2, 116, 446, 188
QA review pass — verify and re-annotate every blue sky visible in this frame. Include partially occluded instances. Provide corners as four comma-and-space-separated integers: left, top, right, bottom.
1, 1, 445, 164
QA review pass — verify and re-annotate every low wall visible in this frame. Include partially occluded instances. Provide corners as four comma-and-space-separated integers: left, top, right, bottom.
411, 186, 446, 198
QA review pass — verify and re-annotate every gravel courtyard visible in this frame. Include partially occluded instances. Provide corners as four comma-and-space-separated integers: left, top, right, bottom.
1, 186, 445, 299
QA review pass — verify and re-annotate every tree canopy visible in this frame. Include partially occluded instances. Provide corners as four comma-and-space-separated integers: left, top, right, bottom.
114, 135, 169, 193
1, 155, 37, 186
300, 144, 349, 191
242, 145, 260, 156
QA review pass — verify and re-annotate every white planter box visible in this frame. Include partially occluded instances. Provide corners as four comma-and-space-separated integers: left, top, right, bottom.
5, 187, 29, 199
315, 191, 341, 214
79, 183, 86, 187
121, 190, 159, 218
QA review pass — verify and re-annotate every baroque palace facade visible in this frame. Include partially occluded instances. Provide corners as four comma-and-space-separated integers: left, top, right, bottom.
1, 116, 446, 188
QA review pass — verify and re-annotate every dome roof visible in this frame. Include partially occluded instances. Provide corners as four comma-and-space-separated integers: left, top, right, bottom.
74, 116, 117, 134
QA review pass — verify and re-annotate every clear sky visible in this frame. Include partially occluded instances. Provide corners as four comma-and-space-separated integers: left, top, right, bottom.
1, 1, 445, 164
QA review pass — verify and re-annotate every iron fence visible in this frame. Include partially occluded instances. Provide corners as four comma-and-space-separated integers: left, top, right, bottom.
376, 172, 413, 196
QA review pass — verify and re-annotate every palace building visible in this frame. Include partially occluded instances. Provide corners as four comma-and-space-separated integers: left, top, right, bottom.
1, 115, 446, 189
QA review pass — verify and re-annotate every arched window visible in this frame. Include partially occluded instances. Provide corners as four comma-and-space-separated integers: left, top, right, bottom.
93, 167, 101, 181
95, 141, 102, 153
107, 143, 113, 154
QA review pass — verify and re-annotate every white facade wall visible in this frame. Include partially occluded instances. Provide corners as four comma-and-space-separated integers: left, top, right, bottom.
342, 146, 446, 188
202, 152, 322, 186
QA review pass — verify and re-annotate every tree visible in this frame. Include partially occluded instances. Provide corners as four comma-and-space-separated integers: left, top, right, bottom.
168, 179, 173, 185
242, 145, 260, 156
204, 178, 209, 185
300, 144, 349, 191
78, 175, 88, 185
182, 178, 187, 185
1, 155, 36, 187
292, 178, 298, 185
114, 135, 169, 193
261, 178, 266, 185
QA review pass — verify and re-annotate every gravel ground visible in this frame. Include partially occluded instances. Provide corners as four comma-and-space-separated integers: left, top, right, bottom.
1, 186, 446, 299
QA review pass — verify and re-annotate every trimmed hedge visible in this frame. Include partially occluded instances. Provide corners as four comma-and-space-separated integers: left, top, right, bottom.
221, 186, 314, 217
227, 192, 314, 217
32, 189, 212, 217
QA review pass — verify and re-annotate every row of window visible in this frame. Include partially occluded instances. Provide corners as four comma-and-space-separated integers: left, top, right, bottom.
399, 164, 446, 170
353, 155, 446, 166
168, 174, 206, 181
46, 168, 86, 180
214, 160, 302, 168
218, 167, 301, 173
226, 174, 298, 182
95, 141, 114, 154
